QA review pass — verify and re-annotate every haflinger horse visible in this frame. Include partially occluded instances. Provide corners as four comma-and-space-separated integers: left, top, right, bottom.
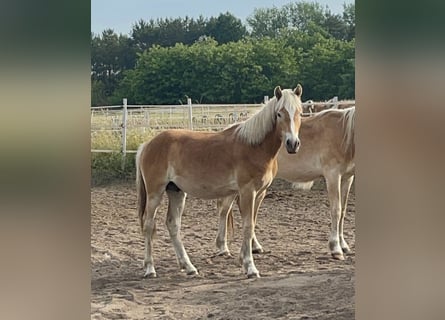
136, 84, 304, 278
215, 106, 355, 261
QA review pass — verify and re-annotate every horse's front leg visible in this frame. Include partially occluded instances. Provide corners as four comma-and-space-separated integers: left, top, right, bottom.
238, 188, 259, 278
217, 189, 267, 256
325, 172, 344, 260
252, 188, 267, 253
215, 195, 237, 256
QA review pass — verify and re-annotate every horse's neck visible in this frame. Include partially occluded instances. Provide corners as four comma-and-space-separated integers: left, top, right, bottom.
258, 125, 282, 159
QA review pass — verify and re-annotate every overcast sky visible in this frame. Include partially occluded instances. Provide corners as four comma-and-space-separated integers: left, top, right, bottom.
92, 0, 354, 35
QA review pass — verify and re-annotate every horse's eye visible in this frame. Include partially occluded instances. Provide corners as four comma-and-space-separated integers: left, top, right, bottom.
277, 112, 282, 118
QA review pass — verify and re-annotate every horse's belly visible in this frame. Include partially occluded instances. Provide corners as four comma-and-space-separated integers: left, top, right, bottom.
277, 166, 321, 182
173, 177, 238, 199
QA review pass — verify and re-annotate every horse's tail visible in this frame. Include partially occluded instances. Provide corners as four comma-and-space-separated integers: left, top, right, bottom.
341, 106, 355, 159
136, 143, 147, 233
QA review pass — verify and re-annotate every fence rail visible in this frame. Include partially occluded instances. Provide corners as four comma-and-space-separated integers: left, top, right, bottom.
91, 98, 355, 155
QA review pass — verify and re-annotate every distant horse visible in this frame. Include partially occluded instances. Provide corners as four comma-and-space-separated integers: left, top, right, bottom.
214, 114, 225, 124
215, 107, 355, 260
309, 99, 355, 113
229, 111, 249, 123
302, 100, 315, 114
239, 111, 249, 121
228, 112, 237, 123
136, 84, 304, 278
337, 100, 355, 109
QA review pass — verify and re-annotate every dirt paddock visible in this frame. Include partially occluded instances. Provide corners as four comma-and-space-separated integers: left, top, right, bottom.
91, 179, 355, 319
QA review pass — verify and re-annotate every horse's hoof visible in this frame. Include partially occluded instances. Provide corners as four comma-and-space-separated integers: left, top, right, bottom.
332, 252, 345, 260
187, 269, 199, 276
143, 271, 157, 278
247, 272, 260, 279
216, 250, 231, 256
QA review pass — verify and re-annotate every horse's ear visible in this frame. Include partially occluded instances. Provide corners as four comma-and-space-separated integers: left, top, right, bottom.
274, 86, 282, 100
294, 84, 303, 98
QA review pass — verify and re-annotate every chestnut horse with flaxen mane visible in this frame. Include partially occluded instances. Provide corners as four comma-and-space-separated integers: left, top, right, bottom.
216, 107, 355, 261
136, 84, 304, 278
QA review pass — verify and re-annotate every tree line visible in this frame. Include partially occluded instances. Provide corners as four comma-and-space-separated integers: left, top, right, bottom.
91, 1, 355, 106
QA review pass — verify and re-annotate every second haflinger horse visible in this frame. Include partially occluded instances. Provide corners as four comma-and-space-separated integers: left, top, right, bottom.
215, 106, 355, 261
136, 84, 304, 278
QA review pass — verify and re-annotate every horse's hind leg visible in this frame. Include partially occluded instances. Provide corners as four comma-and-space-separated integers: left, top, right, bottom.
166, 188, 198, 275
215, 195, 236, 256
142, 193, 163, 278
221, 190, 266, 255
339, 175, 354, 254
325, 172, 344, 260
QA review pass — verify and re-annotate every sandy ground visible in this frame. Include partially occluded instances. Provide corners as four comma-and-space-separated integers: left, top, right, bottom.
91, 179, 355, 319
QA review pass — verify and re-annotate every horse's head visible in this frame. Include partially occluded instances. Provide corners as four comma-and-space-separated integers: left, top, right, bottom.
274, 84, 303, 154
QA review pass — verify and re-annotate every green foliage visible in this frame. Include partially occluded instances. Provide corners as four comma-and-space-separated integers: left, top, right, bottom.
91, 152, 136, 185
342, 3, 355, 40
290, 36, 355, 100
92, 0, 355, 106
121, 37, 298, 104
130, 13, 246, 52
203, 12, 247, 44
91, 79, 108, 106
248, 1, 354, 41
91, 29, 137, 106
247, 6, 290, 38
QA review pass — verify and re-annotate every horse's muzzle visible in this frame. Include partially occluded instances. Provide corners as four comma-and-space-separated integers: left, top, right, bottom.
285, 138, 300, 154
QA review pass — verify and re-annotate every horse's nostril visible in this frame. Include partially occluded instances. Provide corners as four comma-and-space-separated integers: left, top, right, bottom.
286, 139, 292, 148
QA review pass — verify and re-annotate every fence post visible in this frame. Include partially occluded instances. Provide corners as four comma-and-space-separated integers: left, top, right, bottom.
188, 98, 193, 130
332, 96, 338, 109
121, 98, 128, 172
264, 96, 269, 103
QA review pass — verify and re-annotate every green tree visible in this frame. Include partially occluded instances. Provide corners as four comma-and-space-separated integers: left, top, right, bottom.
248, 1, 354, 41
91, 79, 107, 106
131, 16, 209, 51
285, 1, 326, 32
205, 12, 247, 44
322, 12, 347, 40
247, 6, 289, 38
342, 3, 355, 41
91, 30, 136, 105
120, 37, 299, 104
298, 37, 355, 100
93, 2, 355, 105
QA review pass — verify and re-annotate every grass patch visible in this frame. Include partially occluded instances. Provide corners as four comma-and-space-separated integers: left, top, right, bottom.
91, 152, 136, 186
